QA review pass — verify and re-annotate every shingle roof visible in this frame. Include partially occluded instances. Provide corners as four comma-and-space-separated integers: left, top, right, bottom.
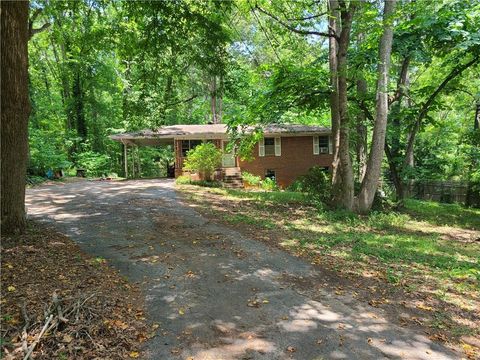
110, 123, 330, 142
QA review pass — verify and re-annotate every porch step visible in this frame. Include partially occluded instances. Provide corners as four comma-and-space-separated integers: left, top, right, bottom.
223, 170, 244, 189
224, 167, 242, 177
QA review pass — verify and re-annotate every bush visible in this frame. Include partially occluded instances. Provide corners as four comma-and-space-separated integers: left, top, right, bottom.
75, 151, 111, 177
261, 177, 279, 191
288, 166, 331, 203
175, 175, 191, 185
242, 172, 262, 187
183, 142, 222, 180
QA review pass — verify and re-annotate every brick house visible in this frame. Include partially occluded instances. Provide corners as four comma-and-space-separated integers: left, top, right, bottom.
110, 124, 333, 188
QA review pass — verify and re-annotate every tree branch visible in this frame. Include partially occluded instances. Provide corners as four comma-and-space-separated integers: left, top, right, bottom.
166, 94, 198, 107
254, 5, 337, 39
285, 11, 328, 22
29, 8, 51, 40
404, 55, 480, 166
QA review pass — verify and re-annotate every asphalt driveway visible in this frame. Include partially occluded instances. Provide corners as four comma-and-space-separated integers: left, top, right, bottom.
26, 179, 458, 359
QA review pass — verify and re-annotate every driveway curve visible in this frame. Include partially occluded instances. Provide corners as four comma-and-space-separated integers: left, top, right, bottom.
26, 179, 457, 360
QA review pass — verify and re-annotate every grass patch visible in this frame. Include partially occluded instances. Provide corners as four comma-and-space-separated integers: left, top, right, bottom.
225, 189, 307, 204
404, 198, 480, 230
178, 185, 480, 342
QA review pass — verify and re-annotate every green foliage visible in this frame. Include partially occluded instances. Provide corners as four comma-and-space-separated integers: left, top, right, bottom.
242, 171, 262, 187
289, 167, 331, 203
175, 175, 191, 185
183, 143, 222, 179
74, 151, 111, 177
261, 177, 279, 191
28, 130, 72, 175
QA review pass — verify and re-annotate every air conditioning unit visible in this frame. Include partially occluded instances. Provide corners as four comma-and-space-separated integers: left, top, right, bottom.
319, 147, 329, 154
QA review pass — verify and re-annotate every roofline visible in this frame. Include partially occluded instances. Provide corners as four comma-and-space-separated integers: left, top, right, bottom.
110, 130, 331, 142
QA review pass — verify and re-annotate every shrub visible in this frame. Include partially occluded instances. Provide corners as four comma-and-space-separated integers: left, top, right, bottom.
242, 172, 262, 187
289, 166, 331, 203
183, 142, 222, 180
175, 175, 191, 185
261, 177, 279, 191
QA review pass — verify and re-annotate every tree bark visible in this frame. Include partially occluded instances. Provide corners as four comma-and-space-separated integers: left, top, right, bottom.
328, 0, 341, 188
355, 0, 396, 213
210, 75, 219, 124
355, 33, 368, 183
334, 0, 355, 210
1, 0, 31, 235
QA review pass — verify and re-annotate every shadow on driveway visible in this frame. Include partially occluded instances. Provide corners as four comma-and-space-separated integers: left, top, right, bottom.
26, 179, 458, 360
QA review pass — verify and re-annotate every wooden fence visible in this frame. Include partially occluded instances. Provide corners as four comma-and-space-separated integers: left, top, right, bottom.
405, 180, 470, 204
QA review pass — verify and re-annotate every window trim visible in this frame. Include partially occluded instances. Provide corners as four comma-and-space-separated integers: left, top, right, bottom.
260, 137, 281, 157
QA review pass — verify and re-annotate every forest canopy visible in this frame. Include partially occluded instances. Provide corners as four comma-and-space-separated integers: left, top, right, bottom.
27, 0, 479, 192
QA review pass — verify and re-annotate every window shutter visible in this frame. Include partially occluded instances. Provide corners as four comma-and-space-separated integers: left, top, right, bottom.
313, 136, 319, 155
328, 136, 333, 154
259, 138, 265, 157
274, 137, 281, 156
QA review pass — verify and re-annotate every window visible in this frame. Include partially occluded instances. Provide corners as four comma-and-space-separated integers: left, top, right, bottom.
181, 140, 202, 157
265, 169, 276, 180
314, 136, 330, 154
264, 137, 275, 156
319, 136, 329, 153
259, 137, 281, 157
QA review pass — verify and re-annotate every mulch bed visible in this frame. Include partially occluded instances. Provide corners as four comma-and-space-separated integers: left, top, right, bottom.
1, 221, 148, 359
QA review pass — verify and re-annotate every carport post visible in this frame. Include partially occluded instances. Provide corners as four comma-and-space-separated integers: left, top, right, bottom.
122, 141, 128, 178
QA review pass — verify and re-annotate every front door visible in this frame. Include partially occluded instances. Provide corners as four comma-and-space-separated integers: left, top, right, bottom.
222, 141, 236, 168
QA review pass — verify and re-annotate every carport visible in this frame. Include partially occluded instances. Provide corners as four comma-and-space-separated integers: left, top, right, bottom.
109, 124, 229, 178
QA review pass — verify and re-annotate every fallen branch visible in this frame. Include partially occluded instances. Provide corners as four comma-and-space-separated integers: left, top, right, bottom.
23, 314, 53, 360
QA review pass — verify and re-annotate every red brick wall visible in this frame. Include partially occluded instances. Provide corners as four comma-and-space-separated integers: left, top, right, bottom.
239, 136, 333, 188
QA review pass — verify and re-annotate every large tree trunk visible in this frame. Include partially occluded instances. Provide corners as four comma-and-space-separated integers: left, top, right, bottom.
355, 37, 368, 183
1, 0, 31, 235
328, 0, 342, 204
334, 0, 355, 210
328, 0, 341, 188
355, 0, 396, 213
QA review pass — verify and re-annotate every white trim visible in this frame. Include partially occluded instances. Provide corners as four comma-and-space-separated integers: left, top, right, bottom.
328, 135, 333, 154
259, 138, 265, 157
313, 136, 319, 155
274, 137, 281, 156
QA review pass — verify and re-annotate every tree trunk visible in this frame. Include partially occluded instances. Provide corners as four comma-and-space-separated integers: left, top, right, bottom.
385, 141, 405, 201
334, 1, 355, 210
328, 0, 341, 189
73, 71, 87, 142
355, 46, 368, 183
355, 0, 396, 213
1, 0, 31, 235
210, 75, 218, 124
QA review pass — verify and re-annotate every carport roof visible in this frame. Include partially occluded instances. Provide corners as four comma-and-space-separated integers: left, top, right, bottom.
110, 123, 331, 146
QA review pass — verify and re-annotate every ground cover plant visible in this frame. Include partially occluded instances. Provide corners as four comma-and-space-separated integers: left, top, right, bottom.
177, 183, 480, 358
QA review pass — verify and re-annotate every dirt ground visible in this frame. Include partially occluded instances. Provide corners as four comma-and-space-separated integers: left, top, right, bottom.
23, 179, 464, 359
1, 221, 147, 359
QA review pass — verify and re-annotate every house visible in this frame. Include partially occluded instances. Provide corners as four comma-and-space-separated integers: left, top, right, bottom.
110, 124, 333, 188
